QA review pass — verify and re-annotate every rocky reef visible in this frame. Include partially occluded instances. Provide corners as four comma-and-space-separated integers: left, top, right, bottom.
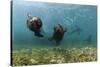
12, 47, 97, 66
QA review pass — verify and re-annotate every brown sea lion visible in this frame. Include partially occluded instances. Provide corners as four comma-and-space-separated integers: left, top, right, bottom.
27, 14, 43, 37
50, 24, 67, 45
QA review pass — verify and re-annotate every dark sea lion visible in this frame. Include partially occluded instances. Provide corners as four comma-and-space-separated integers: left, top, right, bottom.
27, 14, 43, 37
50, 24, 67, 45
84, 35, 92, 44
70, 25, 81, 35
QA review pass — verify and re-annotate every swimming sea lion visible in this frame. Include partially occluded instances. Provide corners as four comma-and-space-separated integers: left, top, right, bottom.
50, 24, 66, 45
84, 35, 92, 44
70, 25, 81, 35
27, 14, 43, 37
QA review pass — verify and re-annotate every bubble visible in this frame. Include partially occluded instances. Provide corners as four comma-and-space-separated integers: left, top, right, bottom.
63, 17, 74, 26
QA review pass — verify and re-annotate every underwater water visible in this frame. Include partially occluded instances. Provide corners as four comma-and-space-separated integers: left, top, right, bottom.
12, 1, 97, 49
11, 1, 97, 66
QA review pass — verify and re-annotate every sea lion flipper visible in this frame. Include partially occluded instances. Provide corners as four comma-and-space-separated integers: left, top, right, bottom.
34, 32, 44, 37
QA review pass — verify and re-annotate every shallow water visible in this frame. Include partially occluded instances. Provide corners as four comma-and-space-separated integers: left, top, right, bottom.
12, 1, 97, 49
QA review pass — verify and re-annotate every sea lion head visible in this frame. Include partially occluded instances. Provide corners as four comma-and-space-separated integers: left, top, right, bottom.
27, 14, 42, 32
54, 24, 63, 33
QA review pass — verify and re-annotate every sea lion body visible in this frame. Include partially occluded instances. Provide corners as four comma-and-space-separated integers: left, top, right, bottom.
27, 15, 43, 37
51, 24, 66, 45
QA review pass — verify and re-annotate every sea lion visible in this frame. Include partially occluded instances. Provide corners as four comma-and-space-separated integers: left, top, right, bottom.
70, 25, 81, 35
50, 24, 66, 45
27, 14, 43, 37
84, 35, 92, 44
